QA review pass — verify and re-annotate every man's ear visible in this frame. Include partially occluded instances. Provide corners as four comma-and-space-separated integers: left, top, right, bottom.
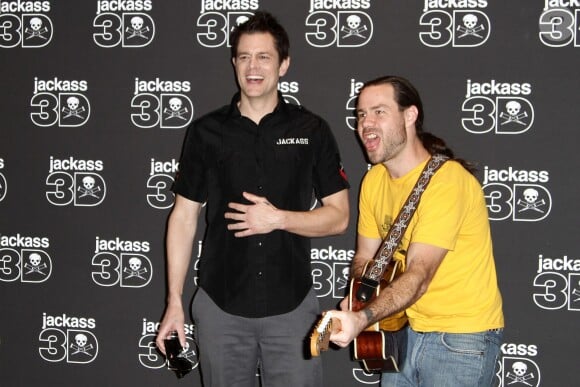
404, 105, 419, 127
279, 56, 290, 77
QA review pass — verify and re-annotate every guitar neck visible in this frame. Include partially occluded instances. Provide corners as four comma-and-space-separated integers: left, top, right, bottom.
309, 312, 340, 357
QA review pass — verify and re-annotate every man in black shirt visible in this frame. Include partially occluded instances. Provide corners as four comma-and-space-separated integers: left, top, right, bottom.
156, 11, 350, 387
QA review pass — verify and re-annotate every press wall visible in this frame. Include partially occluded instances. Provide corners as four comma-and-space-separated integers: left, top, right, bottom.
1, 1, 579, 386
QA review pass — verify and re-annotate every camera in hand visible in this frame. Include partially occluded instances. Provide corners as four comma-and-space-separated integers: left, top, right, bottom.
164, 331, 194, 378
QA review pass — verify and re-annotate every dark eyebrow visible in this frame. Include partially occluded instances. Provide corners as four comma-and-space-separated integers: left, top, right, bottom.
357, 104, 389, 113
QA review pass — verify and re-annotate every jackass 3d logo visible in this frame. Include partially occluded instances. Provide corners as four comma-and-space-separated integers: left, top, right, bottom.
499, 342, 541, 387
93, 0, 155, 47
31, 77, 91, 127
305, 0, 374, 47
0, 0, 53, 48
535, 253, 580, 312
91, 236, 153, 288
482, 165, 552, 222
419, 0, 491, 47
195, 0, 256, 47
310, 244, 355, 299
147, 158, 178, 209
138, 318, 198, 371
539, 1, 580, 47
46, 156, 106, 207
131, 77, 194, 129
39, 312, 99, 364
0, 233, 52, 283
461, 79, 534, 135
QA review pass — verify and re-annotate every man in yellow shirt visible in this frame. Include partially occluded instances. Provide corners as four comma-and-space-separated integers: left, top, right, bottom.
329, 75, 504, 386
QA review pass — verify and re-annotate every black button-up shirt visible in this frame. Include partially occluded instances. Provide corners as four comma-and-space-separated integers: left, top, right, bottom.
174, 92, 349, 317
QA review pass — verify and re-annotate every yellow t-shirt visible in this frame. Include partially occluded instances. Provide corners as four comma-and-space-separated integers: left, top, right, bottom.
358, 159, 504, 333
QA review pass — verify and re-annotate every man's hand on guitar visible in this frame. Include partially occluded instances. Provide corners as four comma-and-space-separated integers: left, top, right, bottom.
328, 309, 369, 348
310, 312, 340, 356
339, 295, 350, 311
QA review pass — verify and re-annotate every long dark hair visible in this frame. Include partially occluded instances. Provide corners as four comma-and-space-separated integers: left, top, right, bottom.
360, 75, 476, 174
229, 11, 290, 64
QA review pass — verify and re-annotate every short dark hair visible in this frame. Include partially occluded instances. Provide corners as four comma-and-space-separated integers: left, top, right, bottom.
230, 11, 290, 64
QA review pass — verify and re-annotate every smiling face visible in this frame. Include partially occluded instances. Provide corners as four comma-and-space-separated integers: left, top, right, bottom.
356, 83, 411, 165
232, 32, 289, 104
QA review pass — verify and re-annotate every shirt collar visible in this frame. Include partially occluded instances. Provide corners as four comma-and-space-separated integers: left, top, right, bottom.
228, 91, 289, 119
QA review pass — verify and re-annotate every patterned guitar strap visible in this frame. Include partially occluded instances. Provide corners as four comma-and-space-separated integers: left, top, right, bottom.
356, 154, 449, 302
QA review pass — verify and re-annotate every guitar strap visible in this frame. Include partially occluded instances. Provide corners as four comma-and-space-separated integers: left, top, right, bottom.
356, 154, 449, 302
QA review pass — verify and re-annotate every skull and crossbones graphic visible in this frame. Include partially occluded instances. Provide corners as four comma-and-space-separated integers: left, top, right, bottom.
231, 15, 250, 32
335, 267, 350, 290
572, 288, 580, 302
62, 96, 86, 119
457, 14, 485, 38
125, 16, 150, 39
506, 361, 535, 386
77, 176, 101, 198
25, 17, 49, 40
123, 257, 148, 280
571, 280, 580, 302
500, 100, 528, 125
341, 15, 368, 39
164, 97, 189, 120
70, 333, 94, 356
24, 252, 47, 275
517, 188, 545, 213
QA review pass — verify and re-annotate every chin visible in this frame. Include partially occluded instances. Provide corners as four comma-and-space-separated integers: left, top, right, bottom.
366, 153, 383, 165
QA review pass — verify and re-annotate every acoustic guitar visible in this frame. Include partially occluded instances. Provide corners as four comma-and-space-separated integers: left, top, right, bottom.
309, 259, 406, 373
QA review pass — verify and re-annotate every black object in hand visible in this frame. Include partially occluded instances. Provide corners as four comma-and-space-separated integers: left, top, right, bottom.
164, 331, 194, 378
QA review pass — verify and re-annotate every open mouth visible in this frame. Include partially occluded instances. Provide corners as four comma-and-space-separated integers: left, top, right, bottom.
362, 132, 380, 152
246, 75, 264, 84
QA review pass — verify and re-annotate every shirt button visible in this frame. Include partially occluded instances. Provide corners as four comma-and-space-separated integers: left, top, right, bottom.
258, 242, 262, 247
257, 185, 263, 190
257, 271, 262, 276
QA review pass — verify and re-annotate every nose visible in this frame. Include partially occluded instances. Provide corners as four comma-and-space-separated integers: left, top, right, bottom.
358, 114, 375, 130
248, 55, 259, 69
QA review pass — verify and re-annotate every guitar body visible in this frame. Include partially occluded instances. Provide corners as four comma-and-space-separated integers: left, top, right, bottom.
349, 260, 406, 373
355, 330, 399, 373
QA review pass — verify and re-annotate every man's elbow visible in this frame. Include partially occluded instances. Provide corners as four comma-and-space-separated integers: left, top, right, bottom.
321, 191, 350, 235
334, 209, 349, 235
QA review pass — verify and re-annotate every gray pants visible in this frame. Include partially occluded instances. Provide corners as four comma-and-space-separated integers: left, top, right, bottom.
192, 287, 323, 387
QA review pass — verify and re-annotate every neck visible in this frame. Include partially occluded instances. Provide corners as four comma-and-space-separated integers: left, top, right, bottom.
384, 137, 430, 179
238, 93, 279, 124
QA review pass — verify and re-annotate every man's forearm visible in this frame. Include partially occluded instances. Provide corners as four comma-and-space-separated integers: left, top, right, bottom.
362, 269, 425, 326
165, 242, 194, 305
280, 189, 349, 237
280, 206, 347, 237
350, 255, 371, 279
165, 202, 199, 304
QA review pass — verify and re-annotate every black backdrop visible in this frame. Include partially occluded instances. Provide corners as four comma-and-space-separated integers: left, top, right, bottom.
1, 1, 579, 386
